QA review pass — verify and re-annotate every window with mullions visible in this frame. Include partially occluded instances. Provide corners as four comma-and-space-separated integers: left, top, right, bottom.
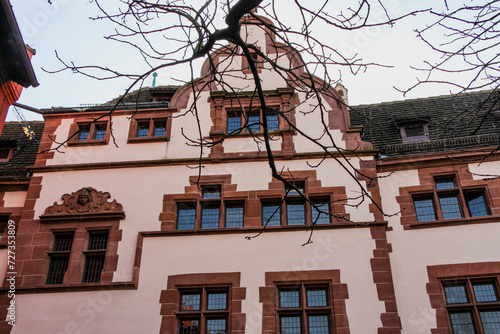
226, 109, 280, 134
442, 279, 500, 334
46, 232, 74, 285
413, 175, 490, 222
129, 116, 169, 142
262, 182, 332, 227
176, 185, 245, 230
71, 122, 109, 144
178, 288, 229, 334
278, 286, 332, 334
82, 231, 109, 283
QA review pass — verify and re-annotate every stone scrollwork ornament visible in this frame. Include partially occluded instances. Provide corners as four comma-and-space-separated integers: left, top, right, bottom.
41, 187, 124, 221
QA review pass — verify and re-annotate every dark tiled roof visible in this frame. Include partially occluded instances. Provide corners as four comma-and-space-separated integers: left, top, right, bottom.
0, 121, 44, 179
349, 90, 500, 156
104, 85, 179, 105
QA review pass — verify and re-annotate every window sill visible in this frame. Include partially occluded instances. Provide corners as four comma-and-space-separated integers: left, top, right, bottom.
127, 136, 169, 143
409, 215, 500, 229
160, 221, 387, 234
210, 129, 295, 138
68, 140, 108, 146
6, 281, 137, 294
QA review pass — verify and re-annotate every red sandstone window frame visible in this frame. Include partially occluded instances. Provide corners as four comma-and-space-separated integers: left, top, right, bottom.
176, 183, 247, 231
260, 179, 334, 227
427, 262, 500, 334
226, 107, 281, 134
128, 111, 172, 143
43, 223, 120, 286
159, 272, 246, 334
411, 174, 491, 223
68, 121, 110, 146
260, 270, 350, 334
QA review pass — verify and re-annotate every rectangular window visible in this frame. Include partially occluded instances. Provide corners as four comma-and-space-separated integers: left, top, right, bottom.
311, 200, 331, 224
225, 203, 244, 228
82, 231, 108, 283
71, 122, 108, 144
442, 279, 500, 334
413, 175, 490, 222
178, 288, 229, 334
129, 116, 170, 142
263, 202, 281, 226
201, 204, 220, 229
227, 110, 242, 133
137, 121, 150, 137
265, 110, 279, 131
46, 232, 74, 285
176, 184, 246, 231
178, 204, 197, 230
247, 112, 261, 132
278, 286, 331, 334
154, 120, 167, 137
287, 201, 306, 225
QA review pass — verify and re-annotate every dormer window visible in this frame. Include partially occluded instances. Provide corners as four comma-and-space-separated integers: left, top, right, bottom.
68, 121, 110, 146
398, 121, 429, 142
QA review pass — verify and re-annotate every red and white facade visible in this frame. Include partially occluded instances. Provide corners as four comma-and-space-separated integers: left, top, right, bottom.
1, 14, 500, 334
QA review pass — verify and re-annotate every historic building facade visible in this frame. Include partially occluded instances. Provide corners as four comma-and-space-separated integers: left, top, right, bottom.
1, 13, 499, 334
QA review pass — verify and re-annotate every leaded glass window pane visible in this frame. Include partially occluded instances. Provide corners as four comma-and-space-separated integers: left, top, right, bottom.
473, 283, 498, 303
180, 293, 201, 311
414, 197, 436, 222
444, 284, 469, 304
247, 112, 260, 132
154, 120, 166, 137
311, 200, 331, 224
479, 310, 500, 334
201, 205, 220, 229
207, 292, 227, 310
178, 319, 200, 334
206, 318, 226, 334
225, 204, 244, 228
450, 312, 476, 334
435, 177, 456, 190
78, 126, 90, 141
94, 123, 106, 140
137, 121, 150, 137
308, 315, 330, 334
439, 194, 463, 219
281, 316, 301, 334
307, 289, 328, 307
227, 111, 241, 133
202, 185, 221, 199
266, 110, 279, 131
287, 201, 306, 225
465, 192, 489, 217
262, 203, 281, 226
280, 290, 300, 308
178, 205, 196, 230
286, 182, 305, 196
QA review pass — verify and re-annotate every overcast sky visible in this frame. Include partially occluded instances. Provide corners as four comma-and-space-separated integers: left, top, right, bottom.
8, 0, 462, 122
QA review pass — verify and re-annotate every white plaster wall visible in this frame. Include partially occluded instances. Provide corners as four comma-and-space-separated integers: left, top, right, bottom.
468, 160, 499, 180
35, 157, 374, 282
3, 191, 27, 208
377, 167, 500, 333
12, 229, 384, 334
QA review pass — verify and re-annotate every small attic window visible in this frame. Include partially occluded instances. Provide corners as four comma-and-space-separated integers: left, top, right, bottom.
398, 122, 429, 142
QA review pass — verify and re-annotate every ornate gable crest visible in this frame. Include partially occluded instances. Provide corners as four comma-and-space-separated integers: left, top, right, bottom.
40, 187, 125, 222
